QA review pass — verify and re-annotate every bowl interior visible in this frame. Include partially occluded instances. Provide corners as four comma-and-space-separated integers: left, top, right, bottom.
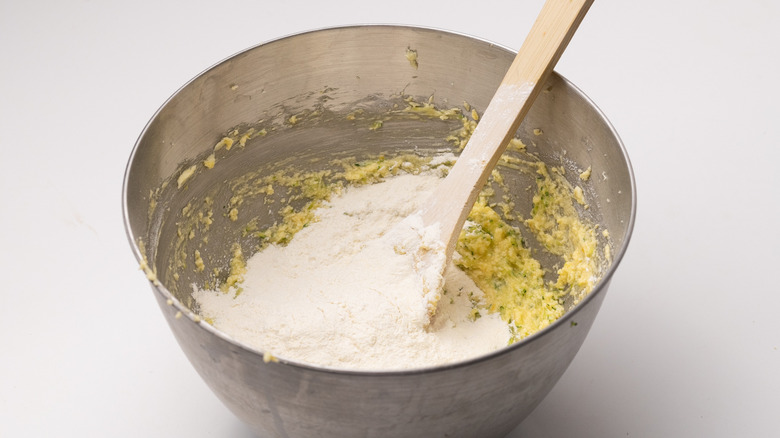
124, 24, 634, 354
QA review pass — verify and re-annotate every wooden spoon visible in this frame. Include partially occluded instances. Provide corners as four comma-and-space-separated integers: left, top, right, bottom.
421, 0, 594, 259
417, 0, 594, 321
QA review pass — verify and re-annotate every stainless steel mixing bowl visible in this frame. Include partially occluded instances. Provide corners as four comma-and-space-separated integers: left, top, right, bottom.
123, 25, 635, 437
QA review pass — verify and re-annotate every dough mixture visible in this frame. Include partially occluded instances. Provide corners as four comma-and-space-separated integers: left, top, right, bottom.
191, 151, 602, 371
162, 97, 606, 371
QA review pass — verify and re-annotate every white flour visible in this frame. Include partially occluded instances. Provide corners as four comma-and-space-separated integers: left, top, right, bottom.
193, 172, 510, 371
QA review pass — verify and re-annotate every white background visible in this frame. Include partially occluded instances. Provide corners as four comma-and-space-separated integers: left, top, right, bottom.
2, 0, 778, 436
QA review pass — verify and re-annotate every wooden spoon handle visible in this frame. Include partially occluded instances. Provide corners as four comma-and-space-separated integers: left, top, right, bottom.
421, 0, 594, 257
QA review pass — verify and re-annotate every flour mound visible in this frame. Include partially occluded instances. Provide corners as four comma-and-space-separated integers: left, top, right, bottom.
193, 172, 509, 371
